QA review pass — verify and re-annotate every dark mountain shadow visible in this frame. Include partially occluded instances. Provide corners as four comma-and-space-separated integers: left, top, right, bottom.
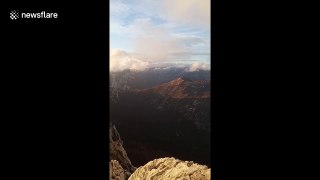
110, 76, 211, 167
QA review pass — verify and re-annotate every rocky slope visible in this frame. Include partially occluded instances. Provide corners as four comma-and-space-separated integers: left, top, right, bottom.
129, 157, 211, 180
109, 124, 136, 179
109, 126, 211, 180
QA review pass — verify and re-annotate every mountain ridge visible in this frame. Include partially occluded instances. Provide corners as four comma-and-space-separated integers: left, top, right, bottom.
134, 77, 210, 99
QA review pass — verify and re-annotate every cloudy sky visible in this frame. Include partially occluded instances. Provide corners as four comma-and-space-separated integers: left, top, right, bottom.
110, 0, 210, 71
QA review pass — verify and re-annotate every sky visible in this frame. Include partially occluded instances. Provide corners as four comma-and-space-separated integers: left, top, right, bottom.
110, 0, 210, 72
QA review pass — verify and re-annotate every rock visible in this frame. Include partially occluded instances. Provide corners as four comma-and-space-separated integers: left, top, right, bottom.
128, 157, 210, 180
110, 124, 136, 174
109, 160, 126, 180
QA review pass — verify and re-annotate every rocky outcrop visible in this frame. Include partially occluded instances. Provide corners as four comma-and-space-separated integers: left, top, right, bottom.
110, 124, 136, 178
109, 160, 126, 180
128, 157, 211, 180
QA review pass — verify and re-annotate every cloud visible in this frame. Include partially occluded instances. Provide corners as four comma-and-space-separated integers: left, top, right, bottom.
131, 19, 210, 61
110, 20, 132, 35
132, 19, 189, 61
189, 62, 210, 72
111, 21, 209, 63
162, 0, 210, 29
110, 0, 129, 16
110, 0, 211, 70
110, 49, 150, 71
110, 48, 211, 72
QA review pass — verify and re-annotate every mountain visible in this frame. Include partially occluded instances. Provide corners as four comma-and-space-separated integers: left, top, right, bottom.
110, 68, 210, 90
136, 77, 210, 99
111, 77, 211, 167
132, 77, 211, 132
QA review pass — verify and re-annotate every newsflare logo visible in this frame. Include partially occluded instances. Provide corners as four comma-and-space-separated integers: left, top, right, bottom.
10, 10, 19, 20
10, 10, 58, 20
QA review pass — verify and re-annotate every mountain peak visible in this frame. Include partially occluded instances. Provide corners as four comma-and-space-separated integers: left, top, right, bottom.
137, 76, 210, 98
168, 76, 190, 85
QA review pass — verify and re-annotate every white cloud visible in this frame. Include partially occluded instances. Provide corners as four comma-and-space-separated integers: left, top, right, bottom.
110, 0, 129, 15
110, 48, 210, 72
189, 62, 210, 72
162, 0, 210, 30
110, 49, 150, 72
132, 20, 186, 60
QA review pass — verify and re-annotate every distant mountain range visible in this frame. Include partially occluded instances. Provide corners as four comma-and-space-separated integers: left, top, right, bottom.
110, 67, 210, 89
